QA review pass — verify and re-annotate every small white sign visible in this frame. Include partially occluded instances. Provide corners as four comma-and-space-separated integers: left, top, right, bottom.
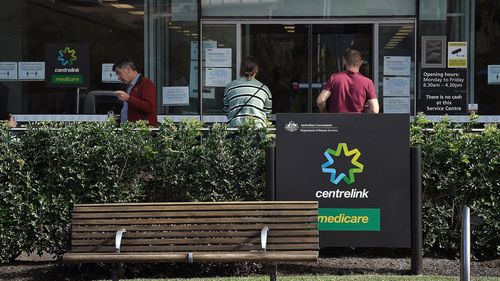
0, 62, 18, 80
191, 40, 217, 61
383, 97, 411, 113
448, 42, 467, 68
162, 86, 190, 106
189, 60, 199, 97
102, 63, 120, 83
383, 56, 411, 76
205, 48, 232, 68
19, 62, 45, 80
487, 65, 500, 85
205, 67, 232, 87
383, 77, 410, 97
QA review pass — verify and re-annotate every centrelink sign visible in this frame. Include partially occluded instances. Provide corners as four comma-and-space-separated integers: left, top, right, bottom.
45, 43, 89, 87
276, 114, 410, 248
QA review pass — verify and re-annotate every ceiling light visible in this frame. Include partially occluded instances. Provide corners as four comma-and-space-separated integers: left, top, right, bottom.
396, 32, 411, 36
283, 25, 295, 30
110, 4, 134, 9
393, 36, 406, 39
128, 11, 144, 15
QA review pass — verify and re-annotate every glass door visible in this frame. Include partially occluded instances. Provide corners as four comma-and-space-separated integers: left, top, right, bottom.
312, 24, 373, 112
201, 21, 415, 117
242, 24, 309, 113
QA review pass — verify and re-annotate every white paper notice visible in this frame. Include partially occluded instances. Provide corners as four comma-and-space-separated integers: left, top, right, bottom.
205, 48, 232, 67
205, 68, 232, 87
487, 65, 500, 85
0, 62, 18, 80
383, 56, 411, 76
163, 86, 190, 106
19, 62, 45, 80
102, 63, 120, 83
383, 77, 410, 96
383, 97, 410, 114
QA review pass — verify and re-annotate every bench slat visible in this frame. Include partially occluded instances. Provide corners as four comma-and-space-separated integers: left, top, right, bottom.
71, 236, 318, 246
70, 243, 318, 253
72, 216, 317, 225
71, 223, 317, 232
71, 230, 319, 239
72, 210, 318, 219
63, 251, 319, 263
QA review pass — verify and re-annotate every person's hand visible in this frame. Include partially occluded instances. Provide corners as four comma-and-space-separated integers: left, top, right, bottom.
114, 90, 129, 101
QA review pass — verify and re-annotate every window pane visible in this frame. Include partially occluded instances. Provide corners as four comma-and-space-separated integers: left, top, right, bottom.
0, 0, 144, 115
202, 0, 415, 17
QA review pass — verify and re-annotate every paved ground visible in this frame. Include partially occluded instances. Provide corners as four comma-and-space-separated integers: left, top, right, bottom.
0, 253, 498, 281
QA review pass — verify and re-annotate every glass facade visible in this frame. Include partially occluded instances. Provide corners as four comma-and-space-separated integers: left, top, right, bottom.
0, 0, 498, 122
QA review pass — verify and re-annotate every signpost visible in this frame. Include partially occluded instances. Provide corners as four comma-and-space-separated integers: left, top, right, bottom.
276, 113, 411, 248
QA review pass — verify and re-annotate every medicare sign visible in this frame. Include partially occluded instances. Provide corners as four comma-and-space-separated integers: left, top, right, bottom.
276, 114, 410, 247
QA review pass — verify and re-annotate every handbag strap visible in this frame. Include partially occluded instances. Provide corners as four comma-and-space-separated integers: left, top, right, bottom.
228, 83, 264, 124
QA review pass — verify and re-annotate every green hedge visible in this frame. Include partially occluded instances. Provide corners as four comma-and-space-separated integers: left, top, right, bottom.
411, 114, 499, 260
0, 116, 498, 262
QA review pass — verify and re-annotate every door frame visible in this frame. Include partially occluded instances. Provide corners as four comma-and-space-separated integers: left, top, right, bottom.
200, 18, 417, 121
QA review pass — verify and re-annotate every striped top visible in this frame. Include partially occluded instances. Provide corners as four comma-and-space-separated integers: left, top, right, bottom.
223, 77, 272, 128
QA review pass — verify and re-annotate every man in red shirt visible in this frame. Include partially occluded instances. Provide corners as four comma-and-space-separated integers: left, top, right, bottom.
113, 58, 158, 127
317, 49, 379, 113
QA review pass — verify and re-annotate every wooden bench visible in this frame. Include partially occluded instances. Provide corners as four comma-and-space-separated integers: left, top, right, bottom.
63, 201, 319, 280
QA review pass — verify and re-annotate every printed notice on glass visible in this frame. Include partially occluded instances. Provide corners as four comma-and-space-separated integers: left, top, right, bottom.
383, 77, 410, 96
0, 62, 18, 80
448, 42, 467, 68
383, 56, 411, 76
205, 67, 232, 87
163, 86, 190, 106
102, 63, 120, 83
19, 62, 45, 80
487, 65, 500, 85
190, 40, 217, 61
205, 48, 232, 68
383, 97, 410, 114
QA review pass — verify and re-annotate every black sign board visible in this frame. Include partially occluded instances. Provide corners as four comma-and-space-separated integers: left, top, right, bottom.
276, 114, 411, 248
45, 43, 89, 87
420, 69, 467, 115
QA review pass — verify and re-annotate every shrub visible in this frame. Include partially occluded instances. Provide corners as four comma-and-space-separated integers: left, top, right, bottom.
411, 114, 499, 260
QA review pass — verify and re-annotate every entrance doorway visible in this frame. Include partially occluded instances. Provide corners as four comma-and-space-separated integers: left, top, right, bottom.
201, 21, 415, 116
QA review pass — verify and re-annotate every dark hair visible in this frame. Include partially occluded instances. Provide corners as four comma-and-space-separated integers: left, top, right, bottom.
343, 48, 363, 67
0, 111, 12, 121
240, 56, 259, 79
112, 57, 137, 72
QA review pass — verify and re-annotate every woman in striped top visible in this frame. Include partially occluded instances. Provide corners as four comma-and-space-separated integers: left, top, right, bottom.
223, 57, 272, 128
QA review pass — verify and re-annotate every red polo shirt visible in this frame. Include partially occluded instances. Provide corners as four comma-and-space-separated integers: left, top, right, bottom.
322, 70, 376, 113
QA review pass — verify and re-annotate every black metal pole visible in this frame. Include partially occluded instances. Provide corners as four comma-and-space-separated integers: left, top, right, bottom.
411, 146, 423, 275
265, 145, 276, 201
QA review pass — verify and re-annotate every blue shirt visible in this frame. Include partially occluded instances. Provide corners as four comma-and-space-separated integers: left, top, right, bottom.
120, 74, 141, 123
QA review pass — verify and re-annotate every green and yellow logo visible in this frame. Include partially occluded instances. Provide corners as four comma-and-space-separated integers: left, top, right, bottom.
321, 143, 364, 185
57, 47, 78, 66
319, 208, 380, 231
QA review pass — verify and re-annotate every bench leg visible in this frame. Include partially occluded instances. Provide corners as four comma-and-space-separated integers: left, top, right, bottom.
111, 263, 124, 281
267, 263, 277, 281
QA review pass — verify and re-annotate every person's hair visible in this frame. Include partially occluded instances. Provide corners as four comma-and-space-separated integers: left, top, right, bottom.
113, 57, 137, 72
0, 110, 11, 121
343, 48, 363, 67
240, 56, 259, 80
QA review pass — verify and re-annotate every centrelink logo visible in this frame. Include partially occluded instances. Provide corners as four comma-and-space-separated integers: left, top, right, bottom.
57, 47, 78, 66
321, 143, 364, 185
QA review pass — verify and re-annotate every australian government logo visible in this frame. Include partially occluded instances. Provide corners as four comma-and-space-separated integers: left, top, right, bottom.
284, 120, 337, 133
